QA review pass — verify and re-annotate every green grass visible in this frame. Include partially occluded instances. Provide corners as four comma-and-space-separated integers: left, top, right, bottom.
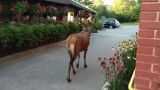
121, 22, 139, 25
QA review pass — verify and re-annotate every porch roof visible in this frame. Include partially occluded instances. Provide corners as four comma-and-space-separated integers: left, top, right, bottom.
45, 0, 97, 14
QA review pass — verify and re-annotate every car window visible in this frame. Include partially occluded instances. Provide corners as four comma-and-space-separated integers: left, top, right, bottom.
110, 20, 115, 23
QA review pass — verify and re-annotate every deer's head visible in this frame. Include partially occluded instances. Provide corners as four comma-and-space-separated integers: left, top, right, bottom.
82, 26, 92, 33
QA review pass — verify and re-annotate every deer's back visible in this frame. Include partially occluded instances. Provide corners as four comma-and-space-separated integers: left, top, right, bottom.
66, 32, 90, 52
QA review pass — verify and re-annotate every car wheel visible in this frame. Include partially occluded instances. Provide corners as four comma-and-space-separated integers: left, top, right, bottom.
109, 25, 113, 29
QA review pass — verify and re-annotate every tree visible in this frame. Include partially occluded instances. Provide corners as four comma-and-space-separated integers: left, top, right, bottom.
111, 0, 130, 15
93, 5, 108, 18
111, 0, 140, 22
92, 0, 103, 7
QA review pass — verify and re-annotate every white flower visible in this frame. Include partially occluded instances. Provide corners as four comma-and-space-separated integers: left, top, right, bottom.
130, 48, 133, 50
127, 56, 131, 59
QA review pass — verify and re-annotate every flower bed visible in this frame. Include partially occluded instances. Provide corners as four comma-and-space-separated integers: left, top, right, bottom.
0, 22, 81, 58
99, 39, 137, 90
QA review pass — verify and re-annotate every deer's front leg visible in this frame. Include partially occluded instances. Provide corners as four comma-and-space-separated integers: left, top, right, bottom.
84, 49, 88, 68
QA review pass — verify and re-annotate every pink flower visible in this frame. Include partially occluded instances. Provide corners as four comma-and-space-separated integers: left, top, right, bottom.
116, 61, 119, 64
101, 62, 107, 69
0, 4, 2, 9
37, 3, 41, 6
36, 10, 40, 13
112, 62, 115, 65
10, 8, 14, 12
107, 67, 110, 70
59, 20, 62, 23
121, 66, 125, 71
15, 14, 21, 19
23, 17, 29, 21
55, 7, 59, 11
117, 56, 120, 59
111, 66, 113, 68
0, 20, 3, 24
43, 6, 47, 13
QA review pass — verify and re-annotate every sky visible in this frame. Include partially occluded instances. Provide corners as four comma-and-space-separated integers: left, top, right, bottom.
103, 0, 115, 5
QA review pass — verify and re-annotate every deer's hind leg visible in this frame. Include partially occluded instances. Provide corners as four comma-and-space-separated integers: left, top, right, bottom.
76, 53, 80, 68
71, 56, 77, 74
67, 60, 72, 82
67, 51, 77, 82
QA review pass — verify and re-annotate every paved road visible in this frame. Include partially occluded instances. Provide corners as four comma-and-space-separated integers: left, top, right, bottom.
0, 25, 138, 90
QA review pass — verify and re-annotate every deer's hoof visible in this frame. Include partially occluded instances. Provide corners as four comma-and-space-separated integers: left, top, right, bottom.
76, 64, 79, 68
73, 71, 76, 74
67, 78, 71, 83
84, 65, 87, 68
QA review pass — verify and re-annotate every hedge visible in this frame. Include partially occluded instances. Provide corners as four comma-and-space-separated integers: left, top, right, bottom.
0, 22, 81, 51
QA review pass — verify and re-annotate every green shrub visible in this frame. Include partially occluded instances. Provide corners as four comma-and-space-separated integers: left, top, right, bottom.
94, 21, 103, 30
32, 23, 45, 45
0, 22, 82, 51
99, 39, 137, 90
67, 22, 81, 33
0, 26, 11, 50
63, 23, 70, 36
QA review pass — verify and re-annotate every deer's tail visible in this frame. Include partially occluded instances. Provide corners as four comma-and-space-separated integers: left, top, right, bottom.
67, 44, 76, 60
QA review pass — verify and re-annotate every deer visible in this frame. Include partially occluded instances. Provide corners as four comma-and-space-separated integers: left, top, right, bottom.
65, 25, 93, 82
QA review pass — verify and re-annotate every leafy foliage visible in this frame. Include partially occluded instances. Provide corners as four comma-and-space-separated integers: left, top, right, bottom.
0, 22, 81, 50
110, 0, 140, 22
46, 6, 57, 16
12, 1, 28, 14
99, 39, 137, 90
92, 0, 103, 7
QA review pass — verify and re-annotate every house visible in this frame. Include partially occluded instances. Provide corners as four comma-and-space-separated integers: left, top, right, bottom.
0, 0, 96, 24
43, 0, 97, 23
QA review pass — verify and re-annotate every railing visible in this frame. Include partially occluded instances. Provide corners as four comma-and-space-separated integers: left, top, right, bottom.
128, 69, 135, 90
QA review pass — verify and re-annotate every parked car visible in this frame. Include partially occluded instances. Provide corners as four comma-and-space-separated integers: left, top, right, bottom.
103, 18, 121, 29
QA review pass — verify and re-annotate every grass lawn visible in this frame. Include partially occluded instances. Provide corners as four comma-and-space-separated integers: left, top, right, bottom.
121, 22, 139, 25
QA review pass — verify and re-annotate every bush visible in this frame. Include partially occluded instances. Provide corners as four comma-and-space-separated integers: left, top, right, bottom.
0, 22, 81, 51
94, 21, 102, 29
99, 39, 137, 90
67, 22, 81, 34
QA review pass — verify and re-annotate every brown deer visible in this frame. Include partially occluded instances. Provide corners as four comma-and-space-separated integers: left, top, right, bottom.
66, 26, 92, 82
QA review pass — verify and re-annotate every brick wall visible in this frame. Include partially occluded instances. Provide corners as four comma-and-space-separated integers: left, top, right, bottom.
135, 0, 160, 90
